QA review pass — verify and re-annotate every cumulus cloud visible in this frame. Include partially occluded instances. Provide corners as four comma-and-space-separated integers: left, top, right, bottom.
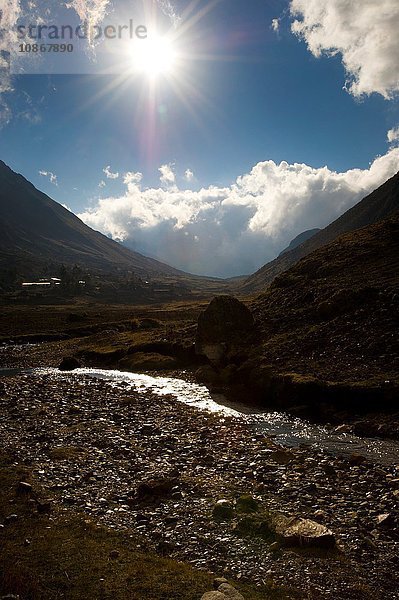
78, 148, 399, 277
159, 163, 176, 188
39, 170, 58, 185
290, 0, 399, 99
387, 126, 399, 145
157, 0, 181, 28
66, 0, 110, 46
0, 0, 21, 92
184, 168, 194, 182
103, 165, 119, 179
271, 18, 280, 33
124, 171, 143, 186
98, 180, 106, 188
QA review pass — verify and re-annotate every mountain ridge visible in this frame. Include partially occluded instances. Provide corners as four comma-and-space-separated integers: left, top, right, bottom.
0, 160, 217, 283
242, 171, 399, 292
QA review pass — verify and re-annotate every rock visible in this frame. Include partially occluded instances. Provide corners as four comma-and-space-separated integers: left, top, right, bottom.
269, 541, 280, 552
58, 357, 81, 371
236, 494, 259, 514
334, 424, 352, 434
269, 449, 293, 465
219, 365, 238, 385
17, 481, 32, 494
201, 593, 226, 600
217, 583, 245, 599
196, 296, 254, 364
119, 353, 177, 372
139, 423, 160, 435
37, 500, 52, 513
212, 499, 234, 522
4, 514, 18, 524
109, 550, 120, 559
276, 518, 336, 548
349, 453, 367, 466
136, 478, 177, 501
376, 513, 394, 527
234, 515, 273, 537
195, 365, 220, 385
213, 578, 229, 589
157, 540, 175, 555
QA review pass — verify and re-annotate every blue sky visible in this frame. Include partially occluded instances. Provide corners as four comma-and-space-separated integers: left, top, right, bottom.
1, 0, 399, 276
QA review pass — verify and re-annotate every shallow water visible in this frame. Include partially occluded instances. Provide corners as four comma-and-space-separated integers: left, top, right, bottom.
22, 366, 398, 467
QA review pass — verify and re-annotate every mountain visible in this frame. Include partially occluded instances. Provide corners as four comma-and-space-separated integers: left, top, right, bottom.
242, 172, 399, 292
243, 213, 399, 404
0, 160, 191, 279
278, 228, 320, 257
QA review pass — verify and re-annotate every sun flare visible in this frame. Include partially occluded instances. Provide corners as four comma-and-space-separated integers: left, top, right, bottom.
133, 34, 177, 78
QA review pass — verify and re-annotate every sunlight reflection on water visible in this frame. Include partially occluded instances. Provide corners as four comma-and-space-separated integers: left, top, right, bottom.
32, 367, 399, 466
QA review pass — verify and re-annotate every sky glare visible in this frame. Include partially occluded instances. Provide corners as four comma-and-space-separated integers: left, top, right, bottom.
1, 0, 399, 277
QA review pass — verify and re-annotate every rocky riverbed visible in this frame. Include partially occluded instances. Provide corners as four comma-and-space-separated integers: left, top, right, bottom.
1, 368, 399, 599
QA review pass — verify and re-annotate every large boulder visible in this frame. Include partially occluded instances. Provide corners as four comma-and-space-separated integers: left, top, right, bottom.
275, 517, 336, 548
195, 296, 254, 364
58, 357, 81, 371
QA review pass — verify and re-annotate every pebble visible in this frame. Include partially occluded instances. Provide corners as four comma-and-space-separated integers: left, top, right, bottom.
0, 372, 398, 600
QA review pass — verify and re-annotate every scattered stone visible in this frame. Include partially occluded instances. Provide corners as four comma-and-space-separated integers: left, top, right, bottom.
269, 449, 293, 465
269, 541, 280, 552
37, 500, 52, 513
213, 577, 229, 589
4, 514, 18, 524
236, 494, 259, 514
17, 481, 32, 494
349, 453, 367, 466
212, 499, 234, 522
136, 478, 177, 502
376, 513, 394, 527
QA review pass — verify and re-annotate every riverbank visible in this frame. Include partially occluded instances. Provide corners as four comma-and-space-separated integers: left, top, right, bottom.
1, 369, 399, 599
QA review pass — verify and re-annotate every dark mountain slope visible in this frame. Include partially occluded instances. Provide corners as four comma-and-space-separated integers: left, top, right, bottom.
0, 160, 187, 278
243, 171, 399, 292
278, 228, 320, 256
245, 213, 399, 399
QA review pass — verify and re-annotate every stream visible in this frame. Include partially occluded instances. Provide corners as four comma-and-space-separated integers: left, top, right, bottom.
2, 366, 396, 467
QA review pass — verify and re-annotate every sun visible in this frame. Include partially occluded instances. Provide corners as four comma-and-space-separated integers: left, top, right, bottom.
133, 34, 177, 78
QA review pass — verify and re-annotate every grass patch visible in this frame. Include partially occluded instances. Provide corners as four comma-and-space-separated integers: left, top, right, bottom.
0, 453, 300, 600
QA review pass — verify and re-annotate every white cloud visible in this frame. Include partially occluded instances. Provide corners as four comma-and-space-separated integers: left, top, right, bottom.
387, 126, 399, 144
103, 165, 119, 179
0, 0, 110, 124
124, 171, 143, 186
290, 0, 399, 99
98, 180, 106, 188
39, 170, 58, 186
157, 0, 181, 28
78, 147, 399, 277
184, 168, 194, 182
65, 0, 110, 46
159, 163, 176, 188
271, 19, 280, 33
